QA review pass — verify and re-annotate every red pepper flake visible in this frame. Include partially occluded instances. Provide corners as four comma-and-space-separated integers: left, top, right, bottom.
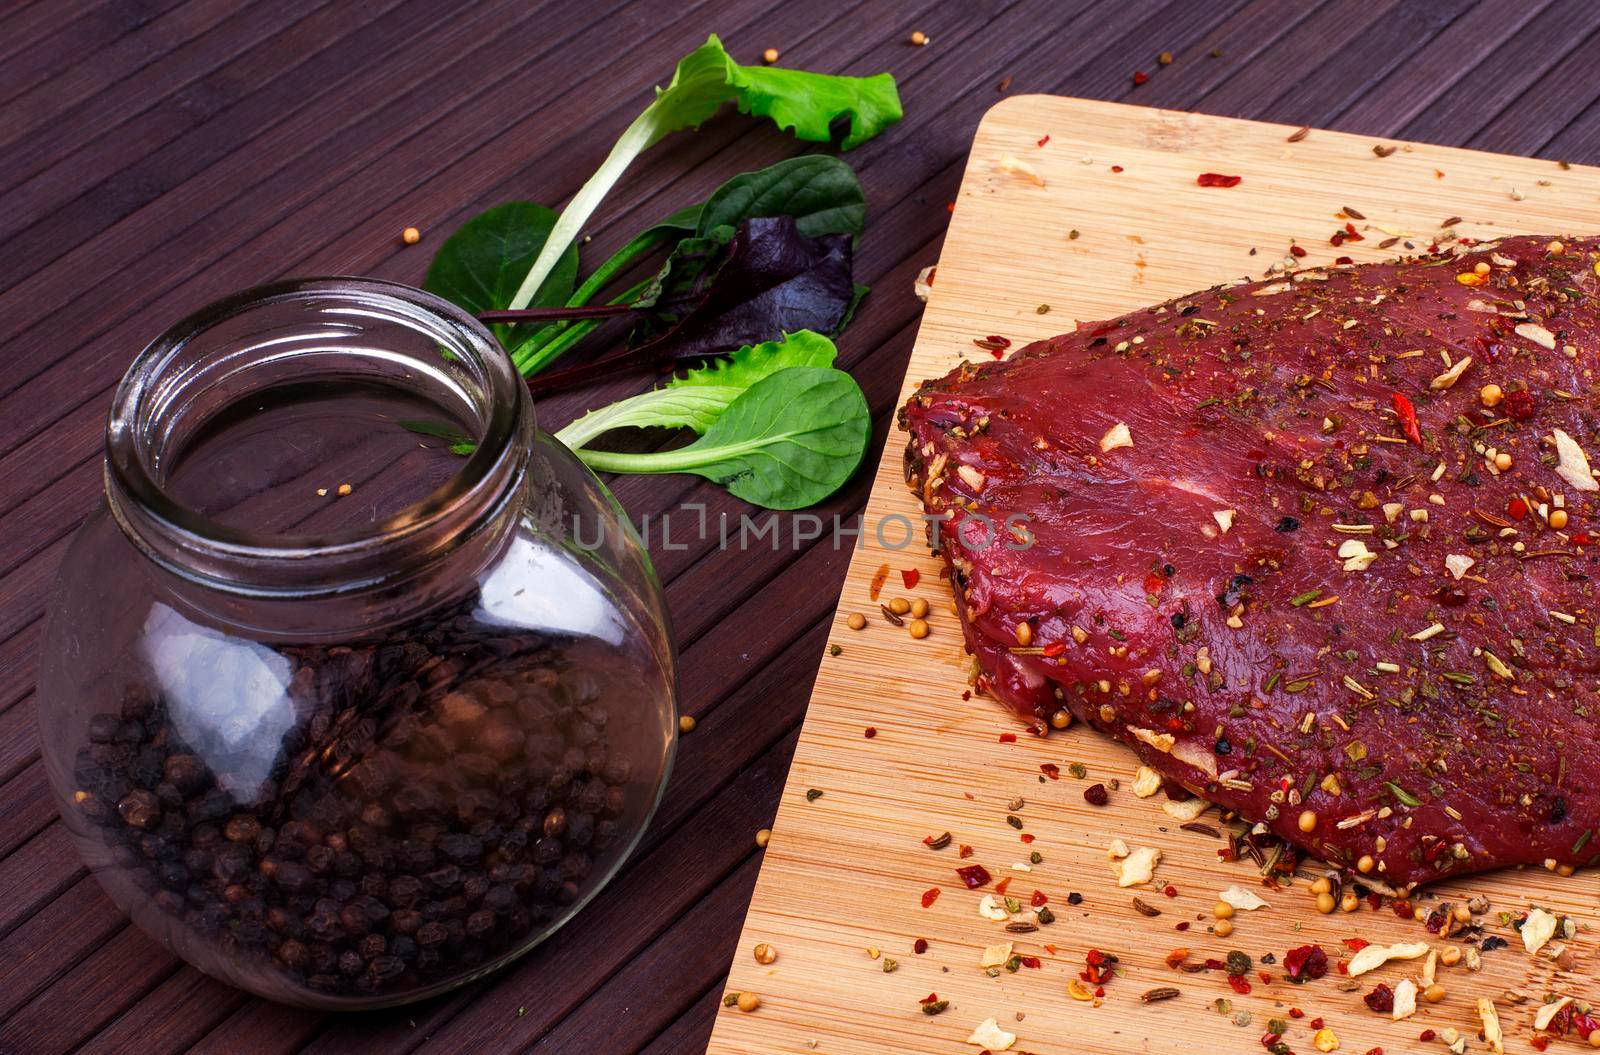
1418, 1031, 1435, 1043
1163, 884, 1178, 898
1257, 969, 1271, 984
1227, 973, 1251, 994
1197, 172, 1242, 188
1111, 164, 1124, 173
1175, 921, 1190, 931
920, 887, 940, 908
945, 201, 955, 214
973, 335, 1011, 358
1390, 392, 1422, 445
1037, 134, 1050, 147
1508, 497, 1529, 520
1364, 982, 1395, 1013
1019, 833, 1035, 843
901, 568, 920, 590
869, 562, 890, 601
993, 877, 1011, 895
959, 844, 974, 858
1505, 388, 1536, 420
1289, 244, 1307, 258
1083, 783, 1109, 806
921, 992, 939, 1003
1132, 70, 1149, 85
1343, 221, 1365, 242
1392, 899, 1415, 920
1030, 889, 1049, 907
1042, 641, 1066, 658
1342, 937, 1370, 951
913, 938, 928, 954
1335, 255, 1353, 265
1532, 1037, 1550, 1052
1081, 948, 1118, 984
998, 732, 1017, 744
1289, 1009, 1304, 1020
1284, 943, 1328, 981
1040, 763, 1060, 780
863, 726, 876, 739
1020, 955, 1042, 969
956, 864, 993, 889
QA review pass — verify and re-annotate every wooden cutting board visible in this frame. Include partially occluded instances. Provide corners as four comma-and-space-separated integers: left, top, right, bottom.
706, 96, 1600, 1055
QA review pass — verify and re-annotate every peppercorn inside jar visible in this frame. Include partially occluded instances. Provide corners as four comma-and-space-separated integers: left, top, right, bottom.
38, 279, 677, 1009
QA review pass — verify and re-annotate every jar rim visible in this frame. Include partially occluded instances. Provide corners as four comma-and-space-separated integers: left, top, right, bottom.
105, 277, 531, 597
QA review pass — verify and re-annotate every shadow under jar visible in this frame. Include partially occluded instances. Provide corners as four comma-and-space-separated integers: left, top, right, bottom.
37, 279, 677, 1009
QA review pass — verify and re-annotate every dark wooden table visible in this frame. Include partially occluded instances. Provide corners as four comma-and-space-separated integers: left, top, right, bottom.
3, 0, 1599, 1051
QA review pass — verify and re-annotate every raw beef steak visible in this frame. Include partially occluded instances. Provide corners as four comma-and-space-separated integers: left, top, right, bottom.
901, 234, 1600, 890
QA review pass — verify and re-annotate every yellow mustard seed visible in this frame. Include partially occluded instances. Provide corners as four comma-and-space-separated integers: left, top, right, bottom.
401, 226, 421, 245
679, 715, 697, 734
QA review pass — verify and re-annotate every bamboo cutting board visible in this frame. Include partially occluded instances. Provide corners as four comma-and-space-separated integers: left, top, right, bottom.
706, 96, 1600, 1055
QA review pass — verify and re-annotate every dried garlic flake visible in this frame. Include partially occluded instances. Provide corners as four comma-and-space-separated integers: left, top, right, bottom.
1116, 845, 1162, 887
967, 1017, 1017, 1051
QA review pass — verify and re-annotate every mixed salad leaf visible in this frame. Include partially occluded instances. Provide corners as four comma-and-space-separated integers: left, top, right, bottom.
508, 33, 898, 310
560, 337, 870, 511
421, 39, 900, 510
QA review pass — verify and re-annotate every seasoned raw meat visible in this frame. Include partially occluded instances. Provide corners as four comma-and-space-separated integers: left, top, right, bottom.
901, 234, 1600, 890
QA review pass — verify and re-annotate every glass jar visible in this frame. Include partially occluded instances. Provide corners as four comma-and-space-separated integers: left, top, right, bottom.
36, 279, 677, 1009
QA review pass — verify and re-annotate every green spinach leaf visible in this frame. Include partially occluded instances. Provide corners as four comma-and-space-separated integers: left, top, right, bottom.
553, 330, 838, 449
572, 364, 870, 509
423, 201, 577, 344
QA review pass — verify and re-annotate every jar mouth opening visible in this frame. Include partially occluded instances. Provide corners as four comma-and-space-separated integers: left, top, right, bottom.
106, 278, 530, 594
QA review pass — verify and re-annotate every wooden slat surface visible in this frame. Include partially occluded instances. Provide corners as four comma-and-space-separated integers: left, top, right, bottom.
5, 2, 1600, 1052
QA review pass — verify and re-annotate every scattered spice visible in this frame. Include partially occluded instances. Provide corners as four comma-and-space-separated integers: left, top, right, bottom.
1390, 392, 1421, 445
401, 227, 421, 245
1197, 173, 1242, 188
869, 563, 889, 601
955, 864, 993, 889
